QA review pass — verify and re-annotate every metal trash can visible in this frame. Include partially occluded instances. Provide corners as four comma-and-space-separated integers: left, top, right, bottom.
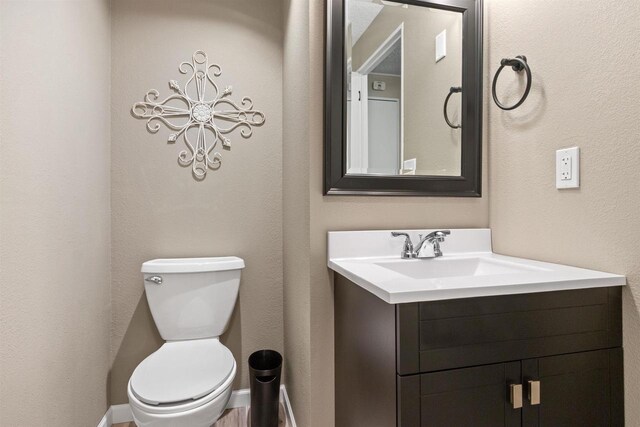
249, 350, 282, 427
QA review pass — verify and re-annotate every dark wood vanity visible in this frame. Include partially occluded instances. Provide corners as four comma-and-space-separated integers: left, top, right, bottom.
335, 274, 624, 426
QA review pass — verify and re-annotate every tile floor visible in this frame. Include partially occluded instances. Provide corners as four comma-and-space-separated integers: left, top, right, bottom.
113, 403, 290, 427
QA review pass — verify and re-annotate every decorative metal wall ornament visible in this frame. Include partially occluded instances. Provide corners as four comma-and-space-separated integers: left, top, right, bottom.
132, 50, 265, 179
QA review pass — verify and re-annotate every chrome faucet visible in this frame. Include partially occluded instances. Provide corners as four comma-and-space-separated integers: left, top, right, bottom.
415, 230, 451, 258
391, 230, 451, 259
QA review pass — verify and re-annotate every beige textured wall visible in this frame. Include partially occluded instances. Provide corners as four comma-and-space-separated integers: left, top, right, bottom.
110, 0, 283, 404
403, 10, 462, 175
0, 1, 112, 425
283, 0, 312, 424
352, 6, 463, 175
486, 0, 640, 423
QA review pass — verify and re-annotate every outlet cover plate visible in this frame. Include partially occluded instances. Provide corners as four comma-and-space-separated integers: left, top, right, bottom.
556, 147, 580, 189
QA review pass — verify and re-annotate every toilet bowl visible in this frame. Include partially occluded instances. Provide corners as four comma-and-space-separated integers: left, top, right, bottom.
128, 257, 244, 427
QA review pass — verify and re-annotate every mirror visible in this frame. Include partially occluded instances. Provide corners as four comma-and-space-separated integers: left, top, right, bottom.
347, 1, 462, 176
325, 0, 482, 196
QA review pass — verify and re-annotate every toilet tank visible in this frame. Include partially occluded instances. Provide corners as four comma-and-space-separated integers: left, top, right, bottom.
141, 257, 244, 341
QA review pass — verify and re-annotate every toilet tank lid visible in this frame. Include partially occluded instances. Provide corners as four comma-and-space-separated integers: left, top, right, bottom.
141, 257, 245, 274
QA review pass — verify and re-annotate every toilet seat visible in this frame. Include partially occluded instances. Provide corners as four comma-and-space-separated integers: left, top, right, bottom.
130, 338, 235, 406
127, 361, 236, 417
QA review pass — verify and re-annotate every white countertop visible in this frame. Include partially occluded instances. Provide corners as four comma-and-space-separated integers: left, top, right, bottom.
328, 229, 626, 304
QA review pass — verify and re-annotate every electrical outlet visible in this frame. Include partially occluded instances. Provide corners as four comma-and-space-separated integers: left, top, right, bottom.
556, 147, 580, 189
559, 155, 572, 180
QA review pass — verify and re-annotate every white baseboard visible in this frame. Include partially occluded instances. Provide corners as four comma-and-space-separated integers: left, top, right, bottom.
101, 385, 296, 426
227, 388, 251, 408
97, 407, 112, 427
111, 403, 134, 424
279, 385, 297, 427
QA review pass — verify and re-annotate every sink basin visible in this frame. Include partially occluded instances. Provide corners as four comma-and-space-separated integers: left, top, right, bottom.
375, 257, 544, 280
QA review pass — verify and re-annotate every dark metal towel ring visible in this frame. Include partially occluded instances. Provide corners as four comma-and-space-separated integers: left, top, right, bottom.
492, 55, 531, 111
443, 86, 462, 129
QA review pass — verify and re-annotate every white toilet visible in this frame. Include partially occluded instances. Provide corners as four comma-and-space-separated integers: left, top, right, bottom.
128, 257, 244, 427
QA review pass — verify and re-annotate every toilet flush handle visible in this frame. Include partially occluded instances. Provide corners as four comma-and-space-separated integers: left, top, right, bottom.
145, 275, 163, 285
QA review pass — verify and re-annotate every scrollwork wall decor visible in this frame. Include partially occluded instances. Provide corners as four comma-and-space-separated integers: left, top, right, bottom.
132, 50, 265, 180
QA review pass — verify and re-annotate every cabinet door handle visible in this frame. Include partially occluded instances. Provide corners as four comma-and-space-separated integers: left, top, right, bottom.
528, 380, 541, 405
509, 384, 523, 409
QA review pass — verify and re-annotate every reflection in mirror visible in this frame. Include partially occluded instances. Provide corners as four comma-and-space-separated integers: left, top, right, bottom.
346, 0, 462, 176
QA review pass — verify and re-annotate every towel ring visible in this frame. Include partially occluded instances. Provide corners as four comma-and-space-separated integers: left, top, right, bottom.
443, 86, 462, 129
492, 55, 531, 111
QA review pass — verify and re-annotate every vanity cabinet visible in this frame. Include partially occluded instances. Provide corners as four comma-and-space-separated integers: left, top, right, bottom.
335, 274, 624, 427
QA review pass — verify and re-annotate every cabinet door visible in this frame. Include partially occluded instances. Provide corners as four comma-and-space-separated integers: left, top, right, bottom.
522, 349, 624, 427
399, 362, 522, 427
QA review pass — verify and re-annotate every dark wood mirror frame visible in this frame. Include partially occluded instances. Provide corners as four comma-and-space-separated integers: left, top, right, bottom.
324, 0, 483, 196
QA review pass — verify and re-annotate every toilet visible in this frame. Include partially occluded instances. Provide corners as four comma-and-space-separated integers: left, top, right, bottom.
128, 257, 245, 427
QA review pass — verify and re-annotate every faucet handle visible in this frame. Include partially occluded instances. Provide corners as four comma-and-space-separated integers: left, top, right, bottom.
391, 232, 414, 259
391, 231, 411, 239
423, 230, 451, 242
434, 230, 451, 242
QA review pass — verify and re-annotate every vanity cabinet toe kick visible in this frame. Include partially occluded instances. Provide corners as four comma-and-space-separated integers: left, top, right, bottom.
335, 274, 624, 427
